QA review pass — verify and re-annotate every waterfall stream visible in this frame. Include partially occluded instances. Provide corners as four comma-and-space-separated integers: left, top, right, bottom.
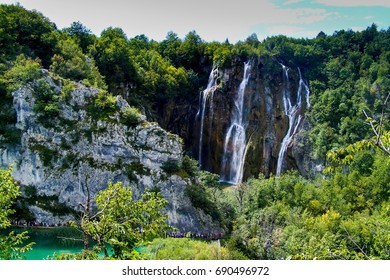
299, 68, 311, 109
220, 61, 252, 184
276, 65, 309, 176
197, 68, 218, 167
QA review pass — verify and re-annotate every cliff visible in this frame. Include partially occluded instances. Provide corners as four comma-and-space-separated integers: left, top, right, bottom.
0, 72, 219, 231
159, 56, 315, 183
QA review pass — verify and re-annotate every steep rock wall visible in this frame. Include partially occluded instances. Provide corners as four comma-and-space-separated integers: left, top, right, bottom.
0, 74, 219, 231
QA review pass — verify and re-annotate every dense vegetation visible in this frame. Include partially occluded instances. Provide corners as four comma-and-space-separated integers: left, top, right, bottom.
0, 4, 389, 259
0, 167, 34, 259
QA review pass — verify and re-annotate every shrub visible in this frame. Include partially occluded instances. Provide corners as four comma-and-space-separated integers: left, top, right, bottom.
125, 162, 151, 182
181, 155, 199, 178
3, 54, 42, 94
161, 159, 180, 174
90, 89, 116, 119
122, 106, 142, 127
185, 184, 221, 221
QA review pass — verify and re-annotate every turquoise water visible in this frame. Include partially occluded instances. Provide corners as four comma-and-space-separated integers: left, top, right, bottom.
4, 227, 145, 260
6, 227, 85, 260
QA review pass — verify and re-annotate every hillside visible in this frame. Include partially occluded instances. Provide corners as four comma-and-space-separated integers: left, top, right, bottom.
1, 4, 390, 259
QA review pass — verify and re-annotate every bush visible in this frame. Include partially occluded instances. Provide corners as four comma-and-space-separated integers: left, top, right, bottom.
3, 54, 42, 94
90, 90, 116, 119
125, 162, 151, 182
185, 184, 221, 221
161, 159, 180, 174
50, 38, 106, 89
32, 78, 61, 126
122, 106, 142, 127
181, 155, 199, 178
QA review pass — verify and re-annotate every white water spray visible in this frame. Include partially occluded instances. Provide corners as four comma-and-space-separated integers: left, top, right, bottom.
197, 68, 218, 167
276, 65, 307, 176
221, 61, 252, 184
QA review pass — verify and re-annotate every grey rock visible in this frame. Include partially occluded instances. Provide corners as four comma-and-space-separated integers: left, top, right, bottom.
1, 74, 220, 232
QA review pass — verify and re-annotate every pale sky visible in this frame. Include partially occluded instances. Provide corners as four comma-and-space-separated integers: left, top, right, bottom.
1, 0, 389, 42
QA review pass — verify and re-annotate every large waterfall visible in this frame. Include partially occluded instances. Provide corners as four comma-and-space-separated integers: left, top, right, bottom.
276, 65, 309, 176
220, 61, 252, 184
196, 67, 218, 168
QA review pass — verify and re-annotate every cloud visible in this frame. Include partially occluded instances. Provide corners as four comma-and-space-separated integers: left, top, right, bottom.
351, 26, 365, 31
255, 6, 337, 25
266, 25, 318, 38
283, 0, 304, 5
315, 0, 390, 7
283, 8, 336, 24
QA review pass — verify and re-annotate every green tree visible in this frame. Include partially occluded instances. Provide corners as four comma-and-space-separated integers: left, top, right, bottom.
159, 31, 182, 66
0, 166, 34, 259
63, 21, 96, 53
75, 181, 170, 259
0, 4, 57, 67
50, 36, 106, 89
2, 54, 42, 94
89, 27, 139, 95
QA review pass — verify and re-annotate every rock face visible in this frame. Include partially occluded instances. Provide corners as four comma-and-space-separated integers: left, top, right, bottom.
159, 56, 314, 181
0, 74, 219, 231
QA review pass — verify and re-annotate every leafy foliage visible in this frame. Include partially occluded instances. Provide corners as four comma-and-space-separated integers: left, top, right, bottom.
0, 4, 57, 67
74, 182, 169, 259
228, 157, 390, 260
2, 54, 43, 94
0, 167, 34, 259
50, 36, 105, 89
121, 106, 143, 127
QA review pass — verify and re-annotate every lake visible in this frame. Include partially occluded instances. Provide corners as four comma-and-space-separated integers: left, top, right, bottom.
6, 227, 85, 260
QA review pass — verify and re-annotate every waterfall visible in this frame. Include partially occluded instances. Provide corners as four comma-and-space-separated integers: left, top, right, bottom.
221, 61, 252, 184
197, 67, 218, 167
276, 65, 307, 176
299, 68, 311, 109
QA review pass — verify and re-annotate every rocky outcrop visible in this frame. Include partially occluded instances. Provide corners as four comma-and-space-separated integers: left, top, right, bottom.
0, 74, 219, 231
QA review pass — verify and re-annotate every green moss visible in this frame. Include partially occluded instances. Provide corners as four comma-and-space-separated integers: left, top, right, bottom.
0, 100, 21, 146
29, 143, 58, 167
35, 194, 78, 216
125, 162, 151, 182
82, 128, 93, 143
18, 185, 79, 217
60, 152, 78, 171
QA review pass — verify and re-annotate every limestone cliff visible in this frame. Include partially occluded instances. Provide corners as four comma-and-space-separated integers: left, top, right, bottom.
0, 72, 219, 231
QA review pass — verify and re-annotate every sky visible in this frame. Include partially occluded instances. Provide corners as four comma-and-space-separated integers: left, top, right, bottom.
1, 0, 389, 42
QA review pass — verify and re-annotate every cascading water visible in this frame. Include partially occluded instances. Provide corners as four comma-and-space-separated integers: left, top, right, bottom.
220, 61, 252, 184
276, 65, 309, 176
196, 67, 218, 167
299, 68, 311, 109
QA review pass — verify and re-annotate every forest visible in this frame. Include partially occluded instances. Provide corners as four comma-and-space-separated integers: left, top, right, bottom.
0, 3, 390, 260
